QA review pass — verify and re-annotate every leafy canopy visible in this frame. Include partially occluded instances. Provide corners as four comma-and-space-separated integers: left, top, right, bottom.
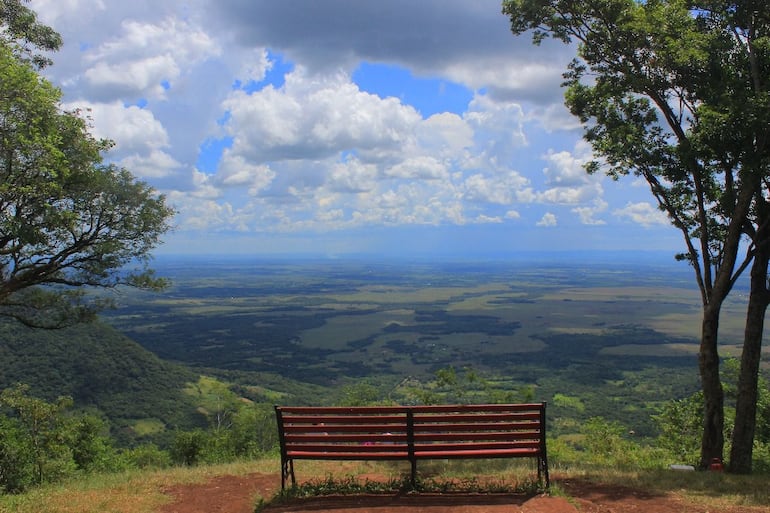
503, 0, 769, 303
0, 28, 173, 328
0, 0, 61, 68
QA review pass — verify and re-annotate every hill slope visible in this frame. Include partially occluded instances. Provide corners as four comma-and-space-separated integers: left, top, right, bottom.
0, 319, 201, 444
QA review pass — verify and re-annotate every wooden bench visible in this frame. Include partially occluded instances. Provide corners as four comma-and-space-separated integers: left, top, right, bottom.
274, 403, 549, 490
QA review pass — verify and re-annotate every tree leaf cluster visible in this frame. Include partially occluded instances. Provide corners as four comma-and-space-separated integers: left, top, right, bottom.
1, 5, 174, 328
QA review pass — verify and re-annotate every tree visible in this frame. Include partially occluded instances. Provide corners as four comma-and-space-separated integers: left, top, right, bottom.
0, 32, 173, 328
502, 0, 769, 470
0, 0, 62, 68
0, 384, 73, 486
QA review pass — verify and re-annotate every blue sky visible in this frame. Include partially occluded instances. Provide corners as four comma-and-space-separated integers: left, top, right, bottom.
32, 0, 681, 258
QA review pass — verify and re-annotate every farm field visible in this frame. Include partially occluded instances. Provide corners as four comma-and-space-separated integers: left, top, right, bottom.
102, 253, 769, 437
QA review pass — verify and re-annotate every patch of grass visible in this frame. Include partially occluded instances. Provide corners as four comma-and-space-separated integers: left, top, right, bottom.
0, 460, 276, 513
131, 418, 166, 436
564, 467, 770, 508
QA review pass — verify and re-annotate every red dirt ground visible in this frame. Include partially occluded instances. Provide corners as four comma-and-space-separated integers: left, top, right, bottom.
159, 472, 766, 513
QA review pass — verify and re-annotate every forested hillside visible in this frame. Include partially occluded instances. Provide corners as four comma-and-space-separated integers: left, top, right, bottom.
0, 320, 200, 444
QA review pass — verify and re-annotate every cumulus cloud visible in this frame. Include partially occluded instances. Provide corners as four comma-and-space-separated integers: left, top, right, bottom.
221, 69, 422, 163
572, 199, 608, 225
614, 202, 670, 227
79, 17, 220, 100
62, 100, 181, 179
463, 170, 530, 205
27, 0, 677, 253
216, 152, 276, 196
537, 213, 558, 227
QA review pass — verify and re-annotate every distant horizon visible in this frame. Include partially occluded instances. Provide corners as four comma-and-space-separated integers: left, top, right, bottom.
150, 248, 691, 267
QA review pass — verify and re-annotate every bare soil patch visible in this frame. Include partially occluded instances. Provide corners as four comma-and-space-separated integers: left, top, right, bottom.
159, 472, 765, 513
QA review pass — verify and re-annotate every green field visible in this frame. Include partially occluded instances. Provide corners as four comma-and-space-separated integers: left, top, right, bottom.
95, 256, 769, 438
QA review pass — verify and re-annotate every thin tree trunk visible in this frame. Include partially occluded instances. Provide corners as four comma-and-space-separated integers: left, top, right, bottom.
730, 237, 770, 473
700, 303, 725, 468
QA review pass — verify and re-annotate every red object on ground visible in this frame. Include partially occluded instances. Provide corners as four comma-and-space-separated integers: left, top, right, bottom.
709, 457, 724, 471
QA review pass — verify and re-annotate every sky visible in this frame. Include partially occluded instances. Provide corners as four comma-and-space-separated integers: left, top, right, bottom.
30, 0, 683, 259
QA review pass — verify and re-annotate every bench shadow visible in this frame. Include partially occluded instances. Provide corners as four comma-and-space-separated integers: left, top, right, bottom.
262, 491, 538, 511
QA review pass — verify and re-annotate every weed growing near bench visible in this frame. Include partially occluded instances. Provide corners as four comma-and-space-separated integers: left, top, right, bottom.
271, 471, 541, 504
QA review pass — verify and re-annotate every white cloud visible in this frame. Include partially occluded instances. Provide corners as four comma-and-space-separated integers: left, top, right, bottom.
614, 202, 670, 227
216, 152, 276, 196
446, 58, 567, 104
119, 150, 180, 179
222, 69, 422, 163
417, 113, 473, 157
572, 199, 608, 225
80, 17, 220, 100
386, 157, 449, 180
64, 101, 169, 153
31, 0, 106, 24
543, 146, 591, 187
463, 171, 530, 205
537, 213, 558, 227
328, 158, 379, 193
26, 0, 681, 254
536, 140, 604, 206
538, 182, 604, 205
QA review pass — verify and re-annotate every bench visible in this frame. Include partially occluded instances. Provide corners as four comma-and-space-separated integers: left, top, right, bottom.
274, 402, 549, 490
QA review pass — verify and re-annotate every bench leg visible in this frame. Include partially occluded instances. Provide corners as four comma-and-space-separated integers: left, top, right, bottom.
410, 458, 417, 489
281, 459, 295, 490
539, 456, 550, 490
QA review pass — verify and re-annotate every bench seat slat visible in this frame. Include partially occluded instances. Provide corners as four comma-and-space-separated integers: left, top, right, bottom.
412, 412, 541, 423
283, 424, 406, 433
412, 431, 540, 442
413, 441, 541, 451
279, 406, 407, 414
413, 421, 542, 432
286, 444, 409, 452
286, 434, 408, 443
281, 414, 407, 424
408, 403, 544, 413
286, 450, 410, 460
414, 448, 540, 459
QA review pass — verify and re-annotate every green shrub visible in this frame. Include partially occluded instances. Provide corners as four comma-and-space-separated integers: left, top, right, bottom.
0, 417, 35, 493
170, 429, 207, 466
124, 443, 171, 469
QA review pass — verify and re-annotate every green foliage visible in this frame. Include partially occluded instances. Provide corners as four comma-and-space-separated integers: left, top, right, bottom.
69, 414, 125, 473
393, 366, 537, 406
0, 416, 34, 493
0, 36, 173, 328
0, 0, 62, 68
0, 384, 74, 487
339, 381, 382, 406
0, 319, 201, 446
654, 392, 703, 466
167, 399, 279, 467
170, 429, 208, 467
123, 443, 171, 469
552, 393, 585, 413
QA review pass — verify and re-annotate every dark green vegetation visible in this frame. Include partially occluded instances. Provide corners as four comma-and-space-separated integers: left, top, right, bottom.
100, 256, 762, 438
0, 320, 199, 446
3, 255, 770, 492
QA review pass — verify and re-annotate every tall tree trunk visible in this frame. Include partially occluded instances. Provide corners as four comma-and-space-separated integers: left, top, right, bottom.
700, 303, 725, 468
730, 235, 770, 473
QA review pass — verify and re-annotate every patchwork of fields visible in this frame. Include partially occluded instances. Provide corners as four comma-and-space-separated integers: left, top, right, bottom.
103, 255, 766, 436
